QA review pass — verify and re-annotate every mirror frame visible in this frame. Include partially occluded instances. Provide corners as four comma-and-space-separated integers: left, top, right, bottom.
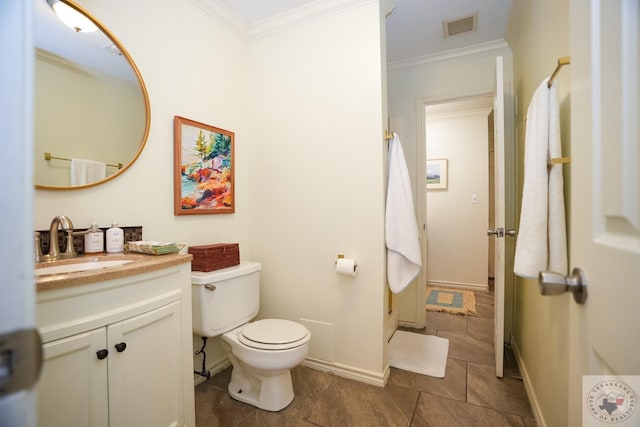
36, 0, 150, 191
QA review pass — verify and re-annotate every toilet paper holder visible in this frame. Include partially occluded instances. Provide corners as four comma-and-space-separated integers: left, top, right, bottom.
335, 254, 358, 277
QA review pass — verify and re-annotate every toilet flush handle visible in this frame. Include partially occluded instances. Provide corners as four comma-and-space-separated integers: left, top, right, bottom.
205, 284, 216, 291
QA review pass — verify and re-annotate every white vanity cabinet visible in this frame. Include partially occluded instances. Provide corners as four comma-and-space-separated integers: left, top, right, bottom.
37, 327, 109, 426
35, 256, 195, 427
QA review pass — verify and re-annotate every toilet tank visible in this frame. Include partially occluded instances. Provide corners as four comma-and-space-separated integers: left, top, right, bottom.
191, 261, 261, 337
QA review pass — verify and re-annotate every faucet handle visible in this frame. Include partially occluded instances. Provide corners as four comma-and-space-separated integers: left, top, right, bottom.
63, 230, 77, 256
34, 232, 43, 263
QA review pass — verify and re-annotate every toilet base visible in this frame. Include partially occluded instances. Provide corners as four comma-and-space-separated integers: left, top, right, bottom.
227, 363, 294, 411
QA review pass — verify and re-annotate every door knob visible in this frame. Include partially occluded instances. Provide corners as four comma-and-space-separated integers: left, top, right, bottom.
487, 228, 505, 237
96, 349, 109, 360
506, 229, 516, 237
115, 342, 127, 353
538, 268, 588, 304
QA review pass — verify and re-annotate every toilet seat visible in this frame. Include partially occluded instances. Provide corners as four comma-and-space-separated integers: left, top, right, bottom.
238, 319, 310, 350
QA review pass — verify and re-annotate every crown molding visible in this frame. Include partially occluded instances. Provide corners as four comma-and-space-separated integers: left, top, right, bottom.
248, 0, 376, 40
36, 48, 94, 78
190, 0, 249, 40
387, 39, 511, 71
193, 0, 375, 42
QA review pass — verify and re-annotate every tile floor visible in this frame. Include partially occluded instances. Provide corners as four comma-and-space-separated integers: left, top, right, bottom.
194, 289, 537, 426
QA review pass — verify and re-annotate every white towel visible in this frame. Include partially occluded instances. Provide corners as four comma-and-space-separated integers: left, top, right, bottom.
547, 82, 568, 274
514, 79, 567, 278
386, 133, 422, 294
70, 158, 106, 186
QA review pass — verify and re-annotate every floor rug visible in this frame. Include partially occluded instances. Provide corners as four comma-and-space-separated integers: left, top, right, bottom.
426, 286, 476, 315
388, 330, 449, 378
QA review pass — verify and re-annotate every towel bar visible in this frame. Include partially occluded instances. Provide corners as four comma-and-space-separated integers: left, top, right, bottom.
550, 157, 571, 165
44, 152, 123, 169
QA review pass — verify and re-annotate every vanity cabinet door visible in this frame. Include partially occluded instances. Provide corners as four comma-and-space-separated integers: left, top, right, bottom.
107, 301, 183, 427
36, 328, 109, 427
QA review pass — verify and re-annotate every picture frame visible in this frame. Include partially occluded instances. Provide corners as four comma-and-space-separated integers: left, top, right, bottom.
426, 158, 448, 190
173, 116, 234, 215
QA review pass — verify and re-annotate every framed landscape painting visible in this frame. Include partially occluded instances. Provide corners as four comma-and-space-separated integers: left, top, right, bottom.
426, 158, 448, 190
174, 116, 234, 215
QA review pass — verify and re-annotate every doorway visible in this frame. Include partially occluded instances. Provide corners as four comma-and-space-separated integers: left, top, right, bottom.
424, 96, 494, 292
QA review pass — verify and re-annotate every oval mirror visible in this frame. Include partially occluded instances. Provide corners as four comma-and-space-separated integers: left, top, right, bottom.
33, 0, 150, 190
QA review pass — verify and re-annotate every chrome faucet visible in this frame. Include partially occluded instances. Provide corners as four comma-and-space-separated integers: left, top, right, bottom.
41, 215, 77, 262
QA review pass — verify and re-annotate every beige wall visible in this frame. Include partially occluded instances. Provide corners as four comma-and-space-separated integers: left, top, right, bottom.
33, 0, 388, 384
34, 0, 251, 244
247, 2, 387, 380
34, 0, 252, 377
506, 0, 571, 426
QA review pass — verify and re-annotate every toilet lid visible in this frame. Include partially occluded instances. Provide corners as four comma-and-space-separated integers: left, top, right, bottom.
239, 319, 310, 350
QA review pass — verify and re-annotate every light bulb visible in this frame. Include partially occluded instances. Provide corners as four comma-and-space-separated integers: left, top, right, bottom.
48, 0, 98, 33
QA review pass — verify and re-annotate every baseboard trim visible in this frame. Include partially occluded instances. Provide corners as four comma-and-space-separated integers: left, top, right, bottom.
427, 280, 489, 292
511, 337, 547, 427
398, 320, 421, 329
197, 355, 388, 388
302, 357, 388, 387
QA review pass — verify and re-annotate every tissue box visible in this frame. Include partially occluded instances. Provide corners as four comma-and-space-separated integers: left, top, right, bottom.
188, 243, 240, 272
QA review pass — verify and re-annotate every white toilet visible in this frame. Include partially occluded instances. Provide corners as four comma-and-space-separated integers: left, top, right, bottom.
191, 261, 311, 411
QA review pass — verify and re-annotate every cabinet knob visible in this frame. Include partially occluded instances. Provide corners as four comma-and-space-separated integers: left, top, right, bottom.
96, 349, 109, 360
115, 342, 127, 353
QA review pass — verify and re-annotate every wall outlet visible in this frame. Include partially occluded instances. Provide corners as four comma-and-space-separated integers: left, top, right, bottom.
471, 194, 479, 204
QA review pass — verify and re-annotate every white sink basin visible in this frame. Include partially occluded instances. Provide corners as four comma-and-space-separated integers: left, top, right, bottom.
35, 259, 134, 276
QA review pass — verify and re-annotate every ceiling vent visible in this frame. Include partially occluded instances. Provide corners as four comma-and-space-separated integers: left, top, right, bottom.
443, 13, 478, 38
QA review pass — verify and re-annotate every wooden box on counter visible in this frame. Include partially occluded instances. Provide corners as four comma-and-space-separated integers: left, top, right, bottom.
188, 243, 240, 272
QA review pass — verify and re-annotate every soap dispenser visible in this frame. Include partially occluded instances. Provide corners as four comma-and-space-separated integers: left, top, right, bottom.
84, 220, 104, 254
106, 220, 124, 253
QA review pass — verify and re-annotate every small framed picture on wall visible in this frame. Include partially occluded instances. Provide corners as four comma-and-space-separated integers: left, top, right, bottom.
426, 158, 448, 190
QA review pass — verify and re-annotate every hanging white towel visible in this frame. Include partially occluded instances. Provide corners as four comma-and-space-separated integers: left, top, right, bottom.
514, 79, 567, 278
386, 133, 422, 294
70, 158, 106, 186
547, 82, 568, 274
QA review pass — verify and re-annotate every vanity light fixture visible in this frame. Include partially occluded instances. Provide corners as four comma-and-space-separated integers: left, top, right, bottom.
47, 0, 98, 33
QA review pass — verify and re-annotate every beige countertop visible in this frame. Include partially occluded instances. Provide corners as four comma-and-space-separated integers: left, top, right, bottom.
36, 252, 192, 292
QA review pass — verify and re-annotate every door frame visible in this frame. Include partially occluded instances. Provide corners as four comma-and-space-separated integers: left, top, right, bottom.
415, 84, 516, 346
416, 90, 493, 330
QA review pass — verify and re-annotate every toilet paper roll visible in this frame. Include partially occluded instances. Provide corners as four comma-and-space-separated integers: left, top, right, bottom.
336, 258, 357, 277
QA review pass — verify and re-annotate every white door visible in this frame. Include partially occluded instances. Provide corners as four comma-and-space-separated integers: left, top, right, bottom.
0, 1, 37, 425
491, 55, 516, 379
569, 0, 640, 425
492, 56, 507, 378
